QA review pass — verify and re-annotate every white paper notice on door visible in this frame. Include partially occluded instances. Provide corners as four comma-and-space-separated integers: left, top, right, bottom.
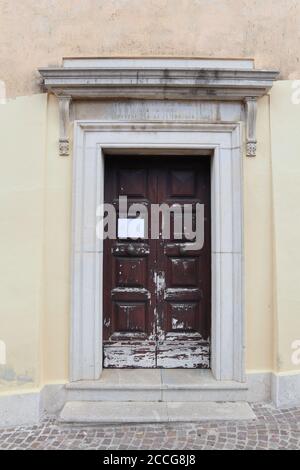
118, 218, 145, 239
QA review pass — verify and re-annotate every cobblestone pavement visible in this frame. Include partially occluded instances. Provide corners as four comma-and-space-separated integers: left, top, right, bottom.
0, 403, 299, 450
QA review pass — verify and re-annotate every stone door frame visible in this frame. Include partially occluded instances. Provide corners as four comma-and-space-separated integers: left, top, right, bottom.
70, 120, 244, 383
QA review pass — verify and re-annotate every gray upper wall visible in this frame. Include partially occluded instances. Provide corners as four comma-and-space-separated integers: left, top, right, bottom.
0, 0, 299, 97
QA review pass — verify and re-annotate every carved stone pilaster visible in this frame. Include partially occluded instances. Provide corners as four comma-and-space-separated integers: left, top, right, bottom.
58, 95, 71, 156
244, 97, 257, 157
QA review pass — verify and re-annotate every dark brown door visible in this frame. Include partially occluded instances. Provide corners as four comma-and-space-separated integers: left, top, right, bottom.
103, 156, 211, 368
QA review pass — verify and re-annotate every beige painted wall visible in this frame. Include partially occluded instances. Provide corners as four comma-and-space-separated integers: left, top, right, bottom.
0, 94, 71, 393
270, 81, 300, 373
41, 95, 71, 385
0, 94, 47, 392
0, 83, 299, 393
1, 0, 300, 98
244, 96, 274, 372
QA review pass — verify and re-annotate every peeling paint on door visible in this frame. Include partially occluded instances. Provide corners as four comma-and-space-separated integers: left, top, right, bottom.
103, 156, 211, 368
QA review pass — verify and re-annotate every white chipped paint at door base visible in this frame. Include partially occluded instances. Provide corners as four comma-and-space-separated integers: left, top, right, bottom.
105, 263, 210, 368
103, 342, 210, 369
104, 344, 156, 368
157, 342, 210, 368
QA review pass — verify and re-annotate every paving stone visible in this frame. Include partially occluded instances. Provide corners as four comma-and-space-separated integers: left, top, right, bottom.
0, 403, 299, 450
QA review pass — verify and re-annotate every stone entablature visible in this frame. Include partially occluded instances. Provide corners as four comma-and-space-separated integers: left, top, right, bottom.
39, 58, 278, 157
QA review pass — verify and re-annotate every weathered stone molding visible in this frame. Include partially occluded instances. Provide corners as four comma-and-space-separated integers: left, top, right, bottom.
38, 58, 278, 158
39, 61, 278, 101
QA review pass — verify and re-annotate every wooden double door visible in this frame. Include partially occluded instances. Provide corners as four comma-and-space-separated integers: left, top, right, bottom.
103, 156, 211, 368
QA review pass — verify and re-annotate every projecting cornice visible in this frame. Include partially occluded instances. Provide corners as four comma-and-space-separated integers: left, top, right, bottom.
39, 60, 278, 101
38, 58, 279, 156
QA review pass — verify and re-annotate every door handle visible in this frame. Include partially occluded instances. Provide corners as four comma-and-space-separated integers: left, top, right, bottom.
179, 243, 198, 254
179, 245, 187, 255
127, 244, 136, 255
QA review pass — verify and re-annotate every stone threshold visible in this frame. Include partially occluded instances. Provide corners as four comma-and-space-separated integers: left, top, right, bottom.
66, 369, 248, 391
59, 401, 256, 424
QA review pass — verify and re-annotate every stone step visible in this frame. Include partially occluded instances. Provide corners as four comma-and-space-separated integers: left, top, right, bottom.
64, 385, 249, 402
64, 370, 249, 402
59, 401, 256, 424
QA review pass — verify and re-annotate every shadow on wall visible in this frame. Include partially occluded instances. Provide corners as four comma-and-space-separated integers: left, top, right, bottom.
0, 343, 33, 387
0, 366, 34, 388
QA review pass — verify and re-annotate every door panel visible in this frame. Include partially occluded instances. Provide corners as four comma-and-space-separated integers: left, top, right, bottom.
169, 257, 198, 286
156, 159, 211, 368
115, 258, 146, 287
103, 156, 211, 368
103, 158, 157, 368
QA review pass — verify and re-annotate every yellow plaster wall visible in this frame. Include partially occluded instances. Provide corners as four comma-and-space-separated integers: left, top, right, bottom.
244, 96, 274, 372
0, 94, 70, 393
0, 94, 47, 392
270, 81, 300, 373
41, 95, 71, 384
